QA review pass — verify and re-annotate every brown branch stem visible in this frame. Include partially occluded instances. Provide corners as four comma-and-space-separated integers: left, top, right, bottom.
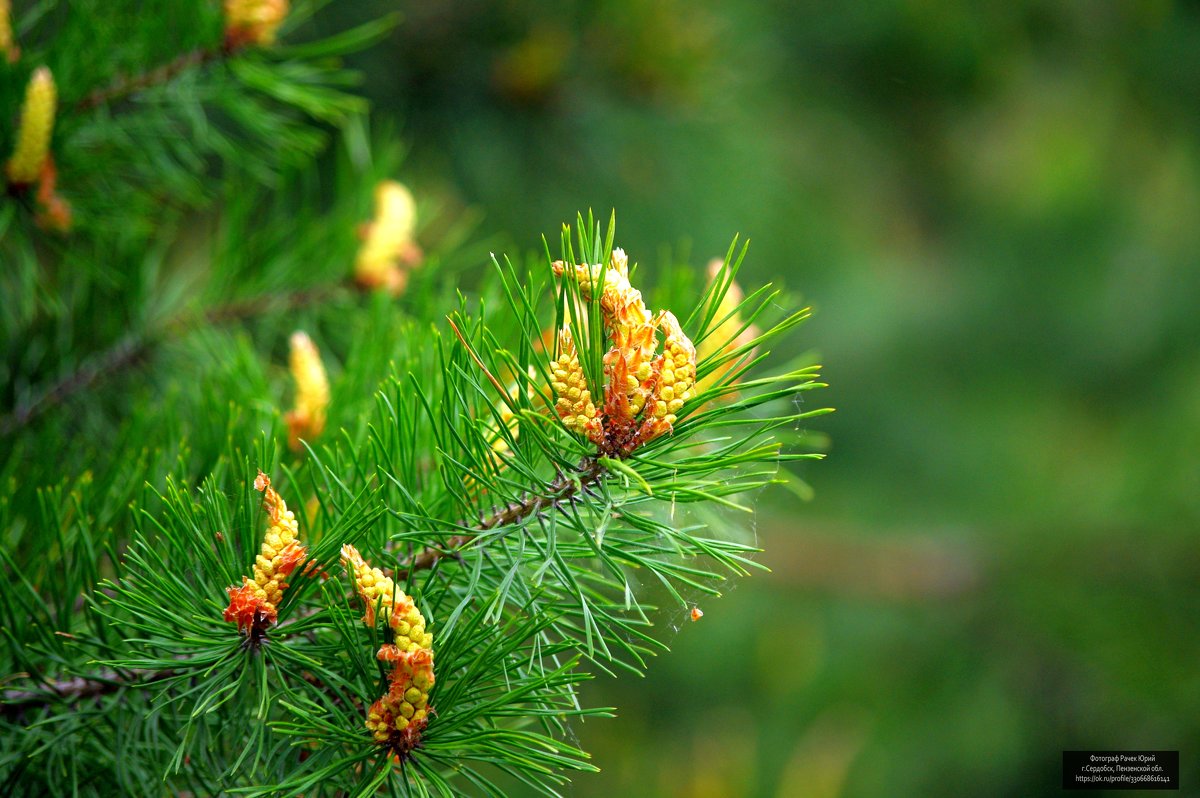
1, 666, 177, 719
394, 457, 606, 579
0, 282, 347, 436
74, 46, 226, 113
0, 334, 149, 437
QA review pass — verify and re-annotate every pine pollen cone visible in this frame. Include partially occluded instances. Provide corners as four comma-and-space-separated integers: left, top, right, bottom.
1, 0, 20, 64
341, 544, 436, 755
367, 644, 435, 755
638, 310, 696, 442
354, 180, 422, 297
223, 0, 289, 48
552, 248, 652, 330
284, 331, 329, 452
6, 67, 56, 187
223, 471, 308, 635
550, 248, 698, 455
550, 325, 602, 446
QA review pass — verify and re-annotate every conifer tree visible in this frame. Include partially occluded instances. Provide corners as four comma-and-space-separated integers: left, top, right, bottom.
1, 2, 829, 794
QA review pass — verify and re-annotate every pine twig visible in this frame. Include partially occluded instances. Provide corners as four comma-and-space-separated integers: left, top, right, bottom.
74, 46, 225, 113
0, 605, 322, 715
0, 334, 149, 437
394, 457, 606, 578
0, 282, 346, 436
199, 283, 343, 325
0, 666, 177, 719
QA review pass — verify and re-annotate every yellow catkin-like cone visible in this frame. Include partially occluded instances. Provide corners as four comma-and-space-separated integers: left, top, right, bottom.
366, 640, 435, 752
1, 0, 19, 63
251, 471, 305, 606
603, 312, 658, 422
6, 67, 56, 186
554, 250, 659, 424
284, 331, 330, 452
549, 247, 701, 454
339, 544, 431, 651
355, 180, 421, 296
340, 543, 396, 627
553, 248, 652, 330
641, 310, 696, 442
550, 324, 603, 445
695, 259, 759, 397
223, 471, 307, 632
223, 0, 288, 47
341, 544, 436, 754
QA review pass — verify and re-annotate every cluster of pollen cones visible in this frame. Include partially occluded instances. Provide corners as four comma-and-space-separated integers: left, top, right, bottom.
221, 476, 437, 757
550, 248, 698, 456
341, 544, 435, 757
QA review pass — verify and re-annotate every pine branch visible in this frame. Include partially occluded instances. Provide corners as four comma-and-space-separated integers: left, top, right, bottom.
73, 45, 226, 112
199, 282, 343, 325
0, 282, 345, 436
1, 666, 177, 719
0, 334, 148, 436
395, 457, 607, 577
2, 203, 827, 793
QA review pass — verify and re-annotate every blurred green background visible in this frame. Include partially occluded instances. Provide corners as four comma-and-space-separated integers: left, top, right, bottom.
335, 1, 1200, 795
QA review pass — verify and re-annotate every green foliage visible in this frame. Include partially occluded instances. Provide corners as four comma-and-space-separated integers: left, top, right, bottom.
1, 214, 824, 794
0, 4, 826, 795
